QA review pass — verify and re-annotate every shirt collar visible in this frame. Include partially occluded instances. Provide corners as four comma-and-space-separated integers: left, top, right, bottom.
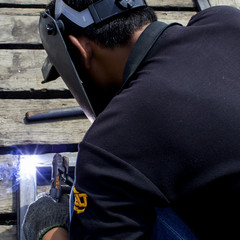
120, 21, 173, 91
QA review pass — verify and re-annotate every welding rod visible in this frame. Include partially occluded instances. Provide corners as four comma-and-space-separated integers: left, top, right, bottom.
25, 106, 86, 122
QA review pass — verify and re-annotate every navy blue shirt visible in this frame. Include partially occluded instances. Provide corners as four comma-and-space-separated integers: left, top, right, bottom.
70, 6, 240, 239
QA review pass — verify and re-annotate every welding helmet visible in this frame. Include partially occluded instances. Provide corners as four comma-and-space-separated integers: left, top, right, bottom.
39, 0, 147, 122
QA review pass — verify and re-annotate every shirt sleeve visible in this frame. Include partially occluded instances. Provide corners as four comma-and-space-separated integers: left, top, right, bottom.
69, 141, 169, 240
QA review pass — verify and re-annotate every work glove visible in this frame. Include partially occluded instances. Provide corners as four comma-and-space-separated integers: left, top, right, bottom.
23, 193, 69, 240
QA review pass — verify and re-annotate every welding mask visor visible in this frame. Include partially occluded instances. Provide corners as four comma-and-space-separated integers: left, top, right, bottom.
39, 0, 147, 122
39, 12, 97, 122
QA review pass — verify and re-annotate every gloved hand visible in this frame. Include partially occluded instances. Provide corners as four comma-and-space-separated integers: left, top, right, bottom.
23, 193, 69, 240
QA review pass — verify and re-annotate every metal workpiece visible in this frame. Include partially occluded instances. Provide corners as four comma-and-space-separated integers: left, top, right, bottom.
17, 156, 37, 240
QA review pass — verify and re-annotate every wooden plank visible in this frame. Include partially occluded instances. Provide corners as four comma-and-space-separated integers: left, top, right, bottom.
0, 8, 41, 44
0, 8, 41, 16
147, 0, 194, 8
0, 186, 15, 213
0, 50, 67, 92
0, 155, 17, 213
0, 99, 91, 147
0, 155, 18, 214
0, 0, 48, 3
0, 185, 15, 213
0, 226, 16, 240
0, 8, 195, 44
0, 0, 195, 7
209, 0, 240, 8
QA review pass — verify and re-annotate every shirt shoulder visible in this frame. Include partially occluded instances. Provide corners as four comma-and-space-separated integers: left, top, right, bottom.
188, 5, 240, 27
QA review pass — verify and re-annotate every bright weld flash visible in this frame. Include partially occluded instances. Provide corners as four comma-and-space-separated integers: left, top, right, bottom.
19, 155, 38, 178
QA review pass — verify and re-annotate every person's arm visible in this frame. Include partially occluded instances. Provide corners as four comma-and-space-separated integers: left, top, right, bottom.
70, 141, 169, 239
42, 227, 68, 240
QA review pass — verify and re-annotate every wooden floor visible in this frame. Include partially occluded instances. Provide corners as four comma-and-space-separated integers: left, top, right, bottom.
0, 0, 239, 239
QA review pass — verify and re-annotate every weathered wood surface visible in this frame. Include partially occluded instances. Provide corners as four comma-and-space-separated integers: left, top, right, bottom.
0, 50, 67, 92
209, 0, 240, 8
148, 0, 195, 7
0, 0, 46, 3
0, 226, 16, 240
0, 8, 42, 44
0, 99, 91, 147
0, 155, 18, 213
0, 185, 15, 213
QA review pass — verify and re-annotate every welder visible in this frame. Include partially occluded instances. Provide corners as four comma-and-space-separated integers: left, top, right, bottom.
23, 0, 240, 239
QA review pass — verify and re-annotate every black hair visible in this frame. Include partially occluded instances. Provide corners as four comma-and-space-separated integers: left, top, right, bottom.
47, 0, 157, 48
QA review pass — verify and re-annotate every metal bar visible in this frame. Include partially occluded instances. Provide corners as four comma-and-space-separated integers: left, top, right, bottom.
194, 0, 211, 11
17, 156, 37, 240
25, 106, 86, 122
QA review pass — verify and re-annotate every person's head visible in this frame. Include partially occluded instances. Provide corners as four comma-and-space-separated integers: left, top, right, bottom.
42, 0, 157, 119
47, 0, 157, 48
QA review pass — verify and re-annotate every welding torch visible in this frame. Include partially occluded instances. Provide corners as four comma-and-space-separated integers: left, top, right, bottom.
50, 153, 73, 202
